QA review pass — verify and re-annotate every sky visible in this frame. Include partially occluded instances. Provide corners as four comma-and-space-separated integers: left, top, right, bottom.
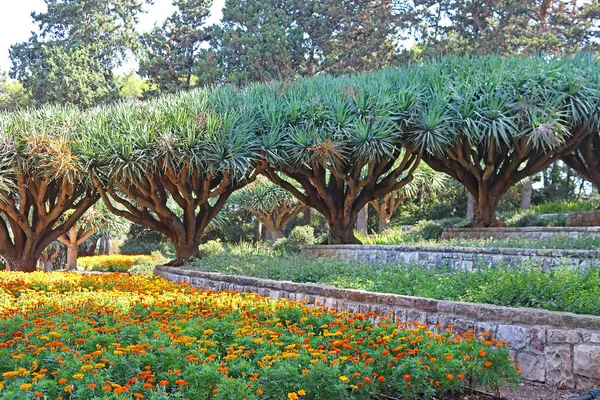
0, 0, 225, 74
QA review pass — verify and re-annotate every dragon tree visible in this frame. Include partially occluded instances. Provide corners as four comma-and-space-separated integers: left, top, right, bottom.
257, 75, 421, 244
88, 90, 264, 266
370, 164, 448, 233
563, 131, 600, 193
411, 56, 599, 227
234, 177, 306, 240
0, 108, 98, 272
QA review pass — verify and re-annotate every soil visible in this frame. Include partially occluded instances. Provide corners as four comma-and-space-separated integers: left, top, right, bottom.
437, 381, 591, 400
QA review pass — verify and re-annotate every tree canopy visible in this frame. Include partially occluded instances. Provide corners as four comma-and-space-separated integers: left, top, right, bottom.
1, 55, 599, 269
0, 107, 98, 271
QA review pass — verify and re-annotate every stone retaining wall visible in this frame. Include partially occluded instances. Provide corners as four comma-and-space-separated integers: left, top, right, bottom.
567, 210, 600, 227
441, 226, 600, 240
301, 244, 600, 270
155, 266, 600, 389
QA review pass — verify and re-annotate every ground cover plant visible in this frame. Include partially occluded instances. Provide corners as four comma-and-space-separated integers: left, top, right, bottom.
190, 249, 600, 316
0, 272, 520, 399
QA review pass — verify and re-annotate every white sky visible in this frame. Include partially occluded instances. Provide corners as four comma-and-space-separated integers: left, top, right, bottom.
0, 0, 224, 74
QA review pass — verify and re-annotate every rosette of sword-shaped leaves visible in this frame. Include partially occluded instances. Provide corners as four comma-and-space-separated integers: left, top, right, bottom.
0, 107, 98, 272
405, 55, 600, 227
85, 88, 264, 265
233, 177, 306, 240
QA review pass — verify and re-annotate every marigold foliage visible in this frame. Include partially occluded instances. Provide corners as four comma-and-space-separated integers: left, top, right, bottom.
0, 273, 520, 399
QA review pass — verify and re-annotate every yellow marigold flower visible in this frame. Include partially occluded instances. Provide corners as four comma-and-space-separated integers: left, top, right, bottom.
339, 376, 349, 382
203, 329, 214, 335
20, 383, 32, 390
288, 392, 299, 400
298, 389, 306, 395
72, 373, 84, 379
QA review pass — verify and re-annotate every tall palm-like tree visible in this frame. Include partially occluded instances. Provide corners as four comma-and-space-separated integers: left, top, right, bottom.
412, 56, 599, 226
370, 164, 448, 233
0, 107, 98, 271
57, 202, 128, 270
234, 177, 306, 240
259, 75, 422, 244
87, 89, 264, 266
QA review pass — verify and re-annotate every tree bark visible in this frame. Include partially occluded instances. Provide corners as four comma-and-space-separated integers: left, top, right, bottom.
471, 196, 504, 227
303, 208, 311, 225
520, 178, 533, 210
168, 245, 201, 267
67, 244, 79, 270
268, 228, 285, 240
466, 192, 475, 220
6, 257, 37, 273
378, 214, 391, 233
256, 221, 263, 242
104, 236, 112, 255
327, 217, 361, 244
356, 205, 368, 235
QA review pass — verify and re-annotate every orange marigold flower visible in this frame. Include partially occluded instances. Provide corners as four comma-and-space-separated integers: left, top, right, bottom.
446, 374, 454, 380
485, 361, 492, 367
102, 385, 112, 391
88, 383, 97, 389
377, 376, 385, 382
134, 393, 144, 399
34, 392, 43, 398
58, 378, 67, 384
403, 375, 411, 381
257, 389, 264, 395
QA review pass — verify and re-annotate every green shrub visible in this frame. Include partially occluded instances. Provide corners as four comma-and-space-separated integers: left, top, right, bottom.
357, 227, 409, 244
198, 239, 226, 258
272, 237, 289, 251
531, 200, 597, 214
120, 224, 171, 255
287, 225, 315, 249
409, 218, 467, 240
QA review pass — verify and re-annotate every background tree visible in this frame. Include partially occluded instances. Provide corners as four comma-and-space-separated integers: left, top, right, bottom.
88, 89, 264, 265
10, 0, 146, 107
209, 0, 310, 85
39, 242, 60, 272
418, 56, 598, 226
234, 177, 306, 240
563, 134, 600, 195
0, 108, 98, 271
0, 72, 31, 111
57, 202, 128, 269
400, 0, 600, 59
312, 0, 398, 74
370, 164, 448, 233
139, 0, 214, 93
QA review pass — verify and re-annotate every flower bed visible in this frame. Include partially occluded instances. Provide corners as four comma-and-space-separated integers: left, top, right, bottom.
77, 254, 164, 274
0, 272, 519, 399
